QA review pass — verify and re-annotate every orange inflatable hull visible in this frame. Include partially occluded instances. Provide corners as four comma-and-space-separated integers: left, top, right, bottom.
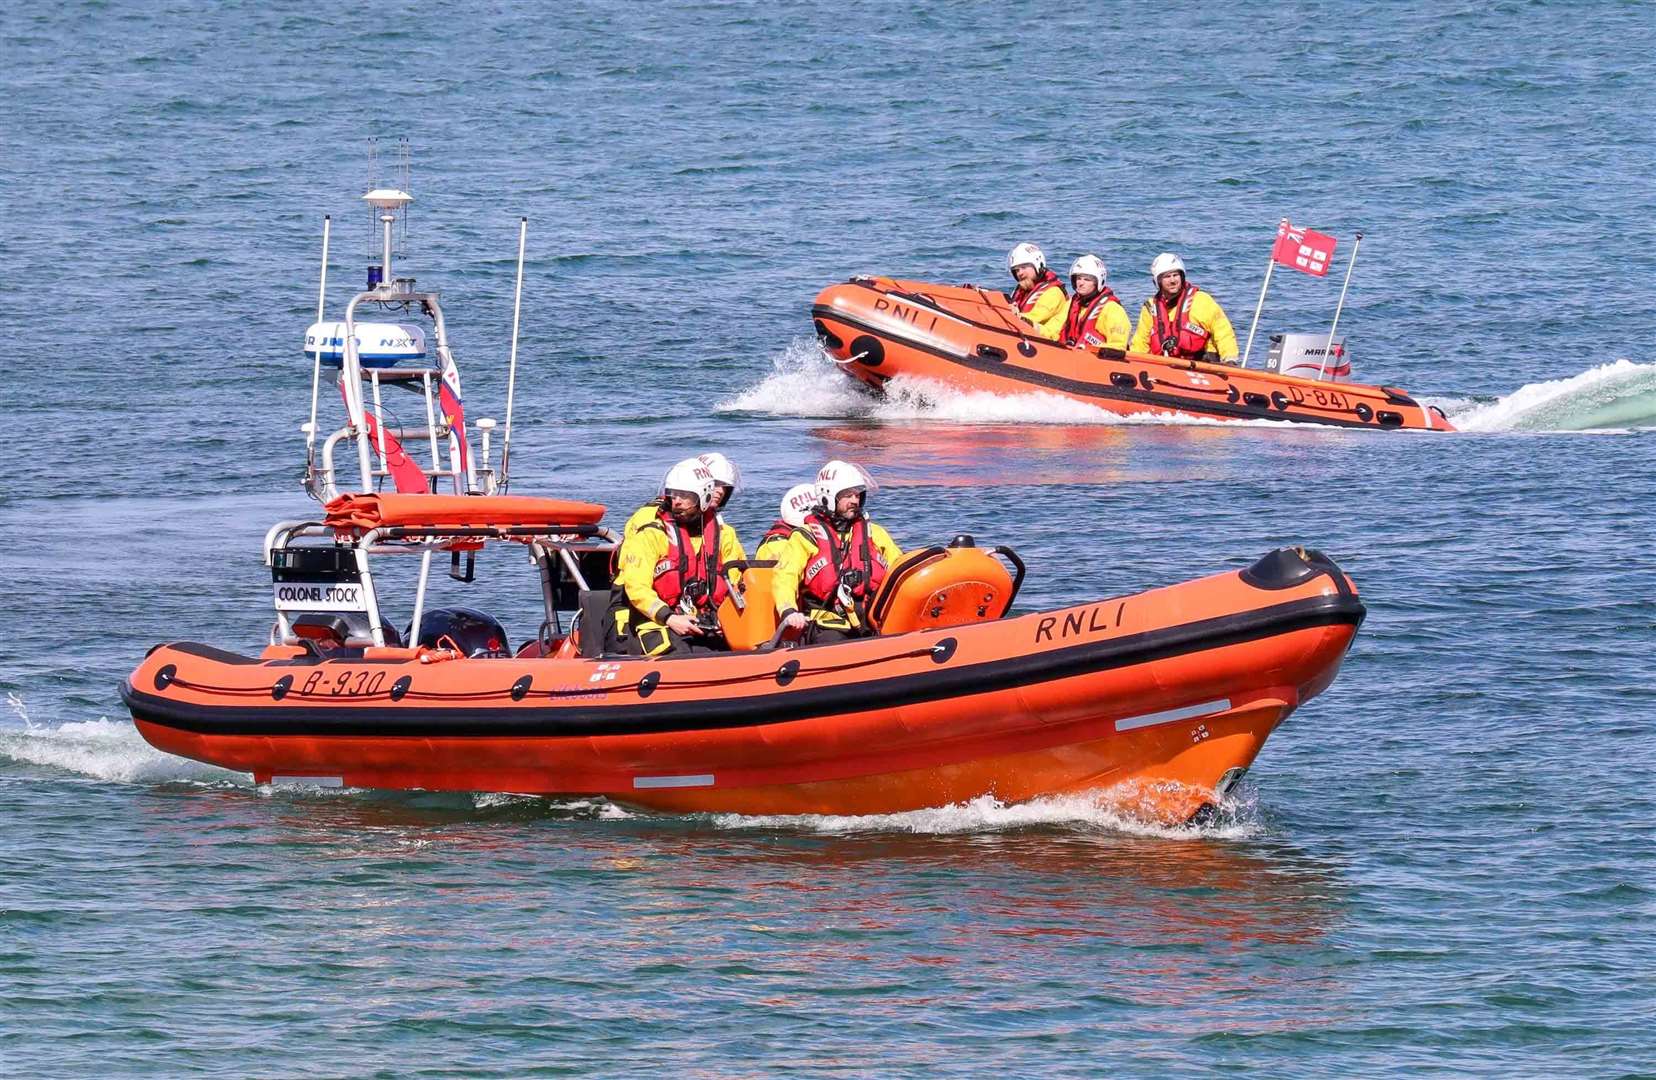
813, 277, 1453, 432
122, 549, 1364, 823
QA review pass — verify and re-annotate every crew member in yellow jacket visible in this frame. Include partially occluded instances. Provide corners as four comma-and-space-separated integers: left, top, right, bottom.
1006, 242, 1068, 341
614, 459, 746, 656
621, 451, 743, 540
1059, 254, 1131, 352
772, 461, 903, 645
1129, 252, 1239, 364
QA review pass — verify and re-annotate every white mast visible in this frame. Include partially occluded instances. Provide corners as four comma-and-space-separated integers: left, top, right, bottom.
303, 167, 502, 501
342, 187, 415, 490
305, 215, 331, 480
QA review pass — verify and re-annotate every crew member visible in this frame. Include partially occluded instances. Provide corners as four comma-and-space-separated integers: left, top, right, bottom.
754, 483, 818, 562
614, 459, 745, 656
1007, 242, 1067, 341
697, 452, 742, 517
1060, 254, 1130, 351
772, 461, 903, 645
1129, 253, 1239, 364
622, 452, 745, 544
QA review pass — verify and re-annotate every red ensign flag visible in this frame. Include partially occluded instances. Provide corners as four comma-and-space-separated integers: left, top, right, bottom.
1272, 220, 1337, 277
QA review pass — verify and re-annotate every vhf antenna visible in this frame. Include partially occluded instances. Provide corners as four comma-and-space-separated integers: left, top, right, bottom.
365, 137, 380, 269
397, 138, 411, 269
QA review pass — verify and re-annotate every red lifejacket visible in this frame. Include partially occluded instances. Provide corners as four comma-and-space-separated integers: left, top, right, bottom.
798, 514, 889, 614
1011, 269, 1065, 315
1061, 287, 1123, 348
648, 510, 729, 613
1148, 284, 1212, 360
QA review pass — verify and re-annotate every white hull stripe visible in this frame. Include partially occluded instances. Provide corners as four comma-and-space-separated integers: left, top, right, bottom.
271, 775, 345, 787
1114, 699, 1232, 733
633, 774, 716, 790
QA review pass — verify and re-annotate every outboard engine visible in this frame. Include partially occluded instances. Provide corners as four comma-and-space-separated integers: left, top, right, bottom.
1266, 333, 1350, 382
410, 607, 511, 657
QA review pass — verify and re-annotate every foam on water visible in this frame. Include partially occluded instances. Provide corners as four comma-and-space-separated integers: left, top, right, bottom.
709, 790, 1260, 840
870, 375, 1275, 427
721, 339, 1276, 428
730, 342, 1656, 435
0, 714, 246, 786
717, 338, 875, 417
470, 792, 637, 819
1445, 359, 1656, 433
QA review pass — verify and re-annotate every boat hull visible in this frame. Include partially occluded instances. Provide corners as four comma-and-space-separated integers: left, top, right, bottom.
123, 550, 1365, 822
812, 278, 1453, 432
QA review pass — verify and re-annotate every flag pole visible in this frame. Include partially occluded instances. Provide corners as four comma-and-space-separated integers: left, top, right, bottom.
1240, 219, 1286, 368
1318, 231, 1362, 381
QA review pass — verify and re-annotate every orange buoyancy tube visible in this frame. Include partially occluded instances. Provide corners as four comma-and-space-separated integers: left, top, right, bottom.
800, 514, 889, 619
1061, 287, 1124, 349
649, 510, 730, 611
1150, 285, 1212, 359
1011, 268, 1065, 316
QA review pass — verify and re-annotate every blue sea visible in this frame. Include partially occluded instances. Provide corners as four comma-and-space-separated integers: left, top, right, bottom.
4, 2, 1656, 1075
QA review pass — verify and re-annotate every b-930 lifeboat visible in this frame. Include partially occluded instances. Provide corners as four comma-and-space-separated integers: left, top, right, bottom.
121, 492, 1366, 825
813, 276, 1453, 432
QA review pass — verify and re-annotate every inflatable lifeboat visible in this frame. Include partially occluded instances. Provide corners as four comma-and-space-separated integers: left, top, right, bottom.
121, 494, 1366, 825
813, 277, 1454, 432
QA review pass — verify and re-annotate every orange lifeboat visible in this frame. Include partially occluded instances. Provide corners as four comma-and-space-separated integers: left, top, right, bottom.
122, 498, 1365, 825
812, 276, 1453, 431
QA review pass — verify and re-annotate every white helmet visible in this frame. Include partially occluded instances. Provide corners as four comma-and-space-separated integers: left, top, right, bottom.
695, 452, 742, 493
1069, 254, 1108, 287
815, 459, 878, 511
1007, 242, 1046, 274
661, 458, 718, 512
779, 482, 820, 528
1150, 252, 1186, 282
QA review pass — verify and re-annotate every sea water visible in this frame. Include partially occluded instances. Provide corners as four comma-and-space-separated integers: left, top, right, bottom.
4, 2, 1655, 1075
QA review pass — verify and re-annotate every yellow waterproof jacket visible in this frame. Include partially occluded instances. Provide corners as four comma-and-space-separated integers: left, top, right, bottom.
754, 532, 793, 563
621, 502, 659, 541
1130, 286, 1240, 363
771, 519, 902, 631
1015, 282, 1068, 341
616, 509, 746, 624
1065, 294, 1132, 351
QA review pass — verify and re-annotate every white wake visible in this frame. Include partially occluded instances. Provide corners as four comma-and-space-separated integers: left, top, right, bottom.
708, 790, 1260, 840
719, 339, 1276, 428
0, 715, 246, 785
1443, 359, 1656, 432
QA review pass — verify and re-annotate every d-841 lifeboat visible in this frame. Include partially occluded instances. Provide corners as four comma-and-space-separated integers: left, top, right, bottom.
813, 276, 1453, 431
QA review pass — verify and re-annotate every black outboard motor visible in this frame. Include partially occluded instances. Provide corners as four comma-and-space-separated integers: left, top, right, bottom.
408, 607, 511, 657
